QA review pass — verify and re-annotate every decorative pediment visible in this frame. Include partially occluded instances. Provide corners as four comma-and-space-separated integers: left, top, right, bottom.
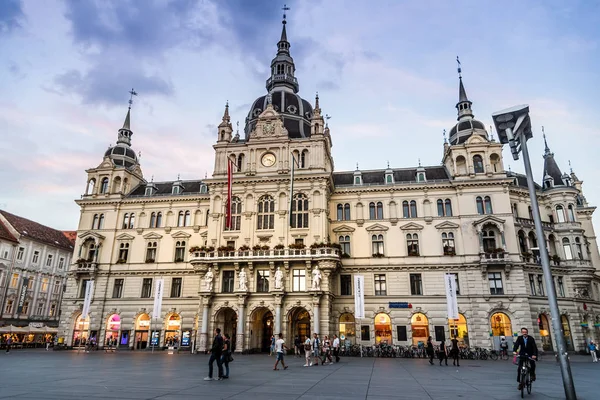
332, 225, 356, 233
365, 223, 389, 232
473, 215, 505, 229
116, 233, 135, 241
250, 103, 288, 140
399, 222, 424, 231
434, 221, 460, 230
78, 231, 105, 240
466, 135, 486, 145
96, 158, 114, 169
143, 232, 163, 240
200, 230, 208, 238
171, 231, 192, 239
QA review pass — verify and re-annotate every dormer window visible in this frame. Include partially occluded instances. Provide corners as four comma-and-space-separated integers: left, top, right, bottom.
562, 175, 571, 186
172, 186, 181, 195
353, 170, 362, 186
200, 184, 208, 194
385, 171, 394, 184
417, 173, 426, 182
172, 180, 184, 195
145, 187, 153, 196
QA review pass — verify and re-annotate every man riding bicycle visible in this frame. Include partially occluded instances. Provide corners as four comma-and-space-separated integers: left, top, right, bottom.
513, 327, 538, 390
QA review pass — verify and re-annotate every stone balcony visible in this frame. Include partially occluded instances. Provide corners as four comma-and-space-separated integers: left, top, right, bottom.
189, 247, 341, 265
480, 251, 511, 264
514, 217, 554, 231
73, 261, 98, 275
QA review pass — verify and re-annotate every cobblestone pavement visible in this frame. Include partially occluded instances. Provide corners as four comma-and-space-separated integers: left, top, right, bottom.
0, 351, 598, 399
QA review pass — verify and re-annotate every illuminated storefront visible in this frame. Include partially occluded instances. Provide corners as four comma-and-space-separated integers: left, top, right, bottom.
338, 313, 355, 343
105, 314, 121, 344
374, 313, 392, 344
561, 315, 574, 351
134, 313, 150, 350
448, 314, 469, 346
164, 314, 182, 346
411, 313, 429, 346
538, 314, 552, 351
72, 315, 89, 346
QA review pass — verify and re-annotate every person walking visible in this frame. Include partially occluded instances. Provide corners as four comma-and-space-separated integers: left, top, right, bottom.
45, 337, 51, 351
6, 336, 12, 353
426, 336, 435, 365
312, 333, 321, 366
332, 334, 341, 363
294, 335, 301, 358
269, 335, 275, 356
303, 335, 312, 366
321, 335, 333, 365
273, 333, 288, 371
221, 333, 232, 379
204, 328, 224, 381
438, 340, 448, 366
588, 340, 598, 363
450, 336, 460, 366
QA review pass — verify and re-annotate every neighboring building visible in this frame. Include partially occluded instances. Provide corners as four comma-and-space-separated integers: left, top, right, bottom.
58, 15, 599, 353
0, 210, 74, 343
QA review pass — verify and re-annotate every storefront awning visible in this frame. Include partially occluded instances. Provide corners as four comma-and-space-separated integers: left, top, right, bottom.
0, 325, 29, 333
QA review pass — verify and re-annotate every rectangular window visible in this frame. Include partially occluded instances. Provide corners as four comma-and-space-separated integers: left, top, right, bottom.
339, 236, 351, 256
58, 258, 65, 269
257, 270, 270, 293
295, 238, 304, 246
36, 302, 44, 315
292, 269, 306, 291
27, 277, 34, 290
488, 272, 504, 295
10, 273, 19, 288
49, 304, 56, 317
557, 276, 565, 297
174, 241, 186, 262
537, 275, 545, 296
53, 280, 61, 294
141, 278, 153, 298
221, 271, 235, 293
374, 274, 387, 296
397, 326, 408, 341
21, 301, 29, 315
32, 251, 39, 264
41, 278, 49, 292
410, 273, 422, 295
112, 279, 124, 298
79, 279, 90, 298
46, 254, 53, 267
226, 240, 236, 249
5, 299, 13, 314
361, 325, 370, 341
171, 278, 182, 298
340, 274, 352, 296
17, 247, 24, 261
529, 274, 536, 295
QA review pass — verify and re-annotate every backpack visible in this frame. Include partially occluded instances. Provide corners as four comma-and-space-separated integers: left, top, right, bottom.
500, 341, 508, 349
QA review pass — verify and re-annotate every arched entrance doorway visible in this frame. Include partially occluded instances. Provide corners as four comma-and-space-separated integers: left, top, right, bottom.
105, 314, 121, 345
134, 313, 150, 350
164, 314, 182, 347
561, 315, 574, 351
375, 313, 392, 344
411, 313, 429, 346
490, 312, 513, 349
288, 307, 311, 344
250, 307, 273, 352
214, 307, 237, 350
449, 314, 469, 346
538, 314, 553, 351
72, 314, 89, 347
339, 313, 356, 345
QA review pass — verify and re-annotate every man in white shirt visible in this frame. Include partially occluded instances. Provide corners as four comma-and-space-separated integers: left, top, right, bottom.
273, 333, 288, 371
332, 334, 341, 363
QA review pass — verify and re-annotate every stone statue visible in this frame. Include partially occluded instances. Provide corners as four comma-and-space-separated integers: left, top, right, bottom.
204, 268, 214, 291
238, 268, 247, 291
311, 266, 322, 291
274, 267, 283, 290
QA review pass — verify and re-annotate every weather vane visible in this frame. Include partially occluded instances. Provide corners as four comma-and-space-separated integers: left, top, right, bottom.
128, 88, 138, 108
325, 114, 331, 127
456, 56, 462, 78
282, 4, 290, 22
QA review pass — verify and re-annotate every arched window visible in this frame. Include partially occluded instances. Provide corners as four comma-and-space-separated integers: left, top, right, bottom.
490, 153, 500, 172
226, 197, 242, 231
456, 156, 466, 175
445, 199, 452, 216
337, 204, 343, 221
344, 203, 350, 220
407, 233, 419, 256
369, 202, 376, 220
548, 234, 557, 256
257, 195, 275, 230
512, 203, 519, 218
149, 212, 156, 228
518, 230, 527, 253
562, 238, 572, 260
98, 214, 104, 229
92, 214, 99, 229
122, 213, 129, 229
237, 154, 244, 172
300, 150, 308, 168
556, 205, 566, 223
402, 201, 409, 218
437, 200, 444, 217
156, 212, 162, 228
100, 178, 109, 194
575, 237, 583, 260
291, 193, 309, 228
442, 232, 455, 255
484, 196, 493, 214
376, 202, 383, 219
86, 179, 96, 195
410, 200, 417, 218
371, 234, 384, 255
567, 204, 575, 222
177, 211, 184, 227
87, 241, 97, 261
528, 231, 537, 249
112, 176, 121, 193
482, 230, 497, 252
126, 213, 135, 229
476, 197, 484, 215
184, 211, 191, 227
473, 155, 484, 173
339, 235, 351, 256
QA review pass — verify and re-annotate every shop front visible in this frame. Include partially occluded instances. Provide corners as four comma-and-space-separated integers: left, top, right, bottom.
134, 313, 150, 350
374, 313, 392, 344
490, 312, 513, 350
448, 314, 469, 346
105, 314, 121, 346
561, 315, 574, 351
538, 314, 552, 351
72, 314, 89, 347
164, 314, 182, 347
339, 313, 356, 346
411, 313, 429, 346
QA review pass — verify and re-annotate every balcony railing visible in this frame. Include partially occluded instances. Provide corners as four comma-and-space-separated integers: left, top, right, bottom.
190, 247, 341, 262
480, 252, 510, 264
515, 217, 554, 230
74, 261, 98, 274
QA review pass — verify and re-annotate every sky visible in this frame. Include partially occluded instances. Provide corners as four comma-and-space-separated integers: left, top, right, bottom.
1, 0, 599, 232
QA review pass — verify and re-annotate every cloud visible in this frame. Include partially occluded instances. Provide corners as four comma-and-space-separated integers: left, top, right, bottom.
0, 0, 24, 34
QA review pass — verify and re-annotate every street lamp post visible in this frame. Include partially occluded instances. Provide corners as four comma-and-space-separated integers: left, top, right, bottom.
492, 105, 577, 400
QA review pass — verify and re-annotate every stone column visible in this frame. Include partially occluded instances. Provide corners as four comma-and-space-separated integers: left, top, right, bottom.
235, 295, 246, 353
273, 294, 283, 335
199, 296, 211, 352
312, 294, 321, 335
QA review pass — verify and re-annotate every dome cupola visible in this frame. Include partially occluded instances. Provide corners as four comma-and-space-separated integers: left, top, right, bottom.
104, 90, 139, 169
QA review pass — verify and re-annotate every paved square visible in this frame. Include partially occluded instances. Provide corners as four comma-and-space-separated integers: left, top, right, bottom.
0, 351, 597, 399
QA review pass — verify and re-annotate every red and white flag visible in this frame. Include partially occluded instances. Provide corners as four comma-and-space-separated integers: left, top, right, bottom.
225, 158, 233, 229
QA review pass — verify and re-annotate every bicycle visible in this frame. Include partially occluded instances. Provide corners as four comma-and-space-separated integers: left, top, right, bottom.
518, 355, 535, 398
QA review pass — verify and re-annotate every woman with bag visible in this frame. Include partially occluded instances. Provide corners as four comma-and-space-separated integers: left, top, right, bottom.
221, 333, 232, 379
303, 335, 312, 367
426, 336, 435, 365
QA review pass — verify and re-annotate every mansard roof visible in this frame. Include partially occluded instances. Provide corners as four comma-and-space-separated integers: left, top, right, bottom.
507, 171, 542, 190
333, 166, 450, 187
128, 180, 208, 198
0, 210, 74, 250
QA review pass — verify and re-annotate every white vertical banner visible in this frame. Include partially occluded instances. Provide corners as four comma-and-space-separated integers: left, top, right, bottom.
81, 280, 94, 319
152, 279, 164, 320
445, 273, 459, 320
354, 275, 365, 319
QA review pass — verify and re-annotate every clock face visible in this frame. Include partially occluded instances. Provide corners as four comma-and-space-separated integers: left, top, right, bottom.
261, 153, 276, 167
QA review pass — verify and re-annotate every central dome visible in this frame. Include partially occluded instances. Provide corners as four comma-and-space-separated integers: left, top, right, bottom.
244, 89, 313, 140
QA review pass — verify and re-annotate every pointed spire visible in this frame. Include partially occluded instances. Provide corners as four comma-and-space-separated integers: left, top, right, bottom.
455, 56, 473, 121
356, 162, 359, 171
116, 88, 137, 146
223, 101, 230, 122
541, 129, 566, 187
280, 4, 289, 42
315, 92, 320, 110
325, 114, 331, 128
266, 4, 298, 93
569, 160, 573, 174
443, 129, 447, 144
122, 108, 131, 130
542, 126, 551, 155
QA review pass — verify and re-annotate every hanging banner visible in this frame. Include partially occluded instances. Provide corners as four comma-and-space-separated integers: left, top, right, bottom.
445, 274, 459, 320
16, 278, 29, 314
81, 280, 94, 319
152, 279, 164, 320
354, 275, 365, 319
